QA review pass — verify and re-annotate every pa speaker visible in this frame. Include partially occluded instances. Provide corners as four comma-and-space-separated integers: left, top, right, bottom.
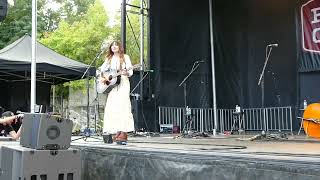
20, 113, 73, 150
0, 0, 7, 22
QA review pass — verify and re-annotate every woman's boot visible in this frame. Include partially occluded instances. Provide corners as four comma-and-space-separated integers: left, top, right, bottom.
113, 131, 121, 142
116, 132, 128, 145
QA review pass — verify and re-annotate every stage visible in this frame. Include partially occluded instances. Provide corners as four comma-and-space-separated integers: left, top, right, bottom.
71, 133, 320, 180
1, 133, 320, 180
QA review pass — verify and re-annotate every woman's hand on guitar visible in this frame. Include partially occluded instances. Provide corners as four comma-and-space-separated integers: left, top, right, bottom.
121, 69, 129, 76
100, 76, 109, 84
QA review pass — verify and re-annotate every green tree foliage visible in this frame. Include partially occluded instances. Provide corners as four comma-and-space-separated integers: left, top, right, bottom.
40, 0, 108, 65
39, 0, 95, 33
40, 0, 109, 94
58, 0, 95, 24
0, 0, 96, 49
38, 4, 62, 32
0, 0, 68, 48
0, 0, 43, 48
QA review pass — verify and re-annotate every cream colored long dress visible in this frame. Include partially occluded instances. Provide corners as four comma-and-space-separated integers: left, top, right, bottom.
101, 55, 135, 134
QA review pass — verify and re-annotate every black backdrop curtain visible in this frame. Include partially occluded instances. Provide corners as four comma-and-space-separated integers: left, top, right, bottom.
150, 0, 212, 108
213, 0, 297, 108
150, 0, 298, 109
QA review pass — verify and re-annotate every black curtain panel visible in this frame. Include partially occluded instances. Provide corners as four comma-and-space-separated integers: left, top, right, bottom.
150, 0, 297, 109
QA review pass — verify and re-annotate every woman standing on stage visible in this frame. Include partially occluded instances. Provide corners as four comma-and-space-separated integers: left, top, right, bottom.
100, 41, 134, 145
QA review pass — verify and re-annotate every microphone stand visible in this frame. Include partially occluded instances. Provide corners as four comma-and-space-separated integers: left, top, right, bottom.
130, 71, 151, 97
258, 46, 274, 108
81, 49, 105, 79
179, 62, 201, 108
270, 71, 281, 106
73, 49, 105, 142
178, 61, 202, 137
258, 45, 276, 134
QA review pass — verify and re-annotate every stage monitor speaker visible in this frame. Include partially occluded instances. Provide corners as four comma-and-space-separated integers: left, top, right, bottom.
0, 0, 7, 21
20, 113, 73, 150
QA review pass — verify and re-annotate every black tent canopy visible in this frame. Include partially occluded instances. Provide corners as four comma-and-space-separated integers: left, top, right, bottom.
0, 35, 95, 84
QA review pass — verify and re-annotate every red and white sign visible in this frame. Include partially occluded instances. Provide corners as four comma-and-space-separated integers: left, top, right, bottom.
302, 0, 320, 53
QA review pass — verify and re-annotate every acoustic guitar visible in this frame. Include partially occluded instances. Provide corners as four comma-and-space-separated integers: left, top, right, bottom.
96, 64, 141, 94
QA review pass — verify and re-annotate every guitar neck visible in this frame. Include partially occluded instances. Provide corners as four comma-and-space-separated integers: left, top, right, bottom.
114, 65, 140, 76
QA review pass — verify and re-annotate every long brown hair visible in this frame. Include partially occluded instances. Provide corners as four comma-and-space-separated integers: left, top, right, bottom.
105, 41, 125, 69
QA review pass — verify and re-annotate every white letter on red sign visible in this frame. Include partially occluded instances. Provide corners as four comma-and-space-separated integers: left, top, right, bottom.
313, 28, 320, 43
311, 7, 320, 24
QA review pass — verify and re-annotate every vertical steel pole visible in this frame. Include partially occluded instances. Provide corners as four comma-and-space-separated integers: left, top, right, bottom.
52, 85, 55, 112
30, 0, 37, 113
87, 75, 90, 129
147, 0, 151, 99
209, 0, 218, 135
140, 0, 144, 100
121, 0, 126, 51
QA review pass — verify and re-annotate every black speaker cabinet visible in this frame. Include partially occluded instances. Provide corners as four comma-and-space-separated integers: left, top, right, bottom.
20, 113, 73, 150
131, 99, 156, 132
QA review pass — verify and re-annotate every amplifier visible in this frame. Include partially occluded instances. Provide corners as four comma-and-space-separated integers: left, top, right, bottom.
0, 145, 81, 180
20, 113, 73, 150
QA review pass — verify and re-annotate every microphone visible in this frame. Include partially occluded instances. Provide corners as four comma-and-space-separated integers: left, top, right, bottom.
267, 43, 278, 47
195, 60, 205, 64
